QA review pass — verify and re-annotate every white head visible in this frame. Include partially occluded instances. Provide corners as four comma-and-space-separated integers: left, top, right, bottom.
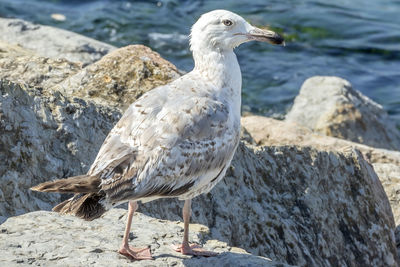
190, 10, 284, 53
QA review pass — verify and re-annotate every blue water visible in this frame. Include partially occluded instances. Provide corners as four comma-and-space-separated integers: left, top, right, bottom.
1, 0, 399, 124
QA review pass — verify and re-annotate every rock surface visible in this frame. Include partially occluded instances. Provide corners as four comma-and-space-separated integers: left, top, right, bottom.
242, 115, 400, 166
0, 40, 82, 90
375, 163, 400, 225
0, 209, 289, 267
1, 142, 398, 266
1, 78, 397, 266
141, 145, 398, 267
0, 41, 180, 219
242, 115, 400, 226
0, 40, 181, 112
56, 45, 181, 109
285, 76, 400, 151
0, 18, 116, 65
0, 79, 120, 220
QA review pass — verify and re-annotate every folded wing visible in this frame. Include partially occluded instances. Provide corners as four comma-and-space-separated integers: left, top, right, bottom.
88, 84, 238, 205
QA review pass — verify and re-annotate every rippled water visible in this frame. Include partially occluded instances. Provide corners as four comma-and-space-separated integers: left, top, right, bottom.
1, 0, 399, 123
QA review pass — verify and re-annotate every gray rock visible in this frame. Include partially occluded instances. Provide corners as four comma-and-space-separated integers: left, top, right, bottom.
0, 209, 290, 267
0, 42, 180, 218
374, 163, 400, 225
241, 115, 400, 165
242, 115, 400, 226
0, 40, 82, 89
0, 40, 181, 112
1, 141, 397, 266
0, 18, 116, 65
396, 226, 400, 260
1, 76, 397, 266
0, 79, 121, 217
138, 144, 397, 267
285, 76, 400, 151
0, 42, 180, 217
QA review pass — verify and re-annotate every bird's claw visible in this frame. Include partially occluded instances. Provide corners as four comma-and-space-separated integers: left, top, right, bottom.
119, 245, 153, 260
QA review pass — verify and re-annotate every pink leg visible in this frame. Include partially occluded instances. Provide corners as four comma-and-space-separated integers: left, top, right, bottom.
174, 199, 218, 257
118, 201, 153, 260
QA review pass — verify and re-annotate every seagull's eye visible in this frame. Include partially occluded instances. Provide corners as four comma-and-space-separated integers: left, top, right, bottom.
222, 19, 233, 26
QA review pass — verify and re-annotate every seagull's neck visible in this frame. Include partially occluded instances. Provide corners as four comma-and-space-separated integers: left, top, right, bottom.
192, 48, 241, 90
192, 48, 242, 115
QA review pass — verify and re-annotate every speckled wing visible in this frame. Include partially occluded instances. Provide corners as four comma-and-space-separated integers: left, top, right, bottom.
88, 81, 239, 205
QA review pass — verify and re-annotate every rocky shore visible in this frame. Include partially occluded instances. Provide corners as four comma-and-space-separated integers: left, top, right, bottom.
1, 18, 399, 266
1, 209, 292, 267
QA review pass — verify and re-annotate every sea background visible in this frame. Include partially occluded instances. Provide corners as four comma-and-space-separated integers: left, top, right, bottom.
1, 0, 399, 125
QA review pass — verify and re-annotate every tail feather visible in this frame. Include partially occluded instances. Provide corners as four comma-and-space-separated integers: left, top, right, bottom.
30, 175, 101, 193
31, 175, 107, 221
52, 193, 107, 221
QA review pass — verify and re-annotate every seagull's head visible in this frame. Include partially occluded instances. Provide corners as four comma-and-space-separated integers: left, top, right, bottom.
190, 10, 284, 52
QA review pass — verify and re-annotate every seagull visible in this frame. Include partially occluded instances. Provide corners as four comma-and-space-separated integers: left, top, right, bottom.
31, 9, 284, 260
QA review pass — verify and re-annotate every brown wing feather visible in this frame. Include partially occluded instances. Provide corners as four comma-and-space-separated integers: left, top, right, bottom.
31, 175, 100, 193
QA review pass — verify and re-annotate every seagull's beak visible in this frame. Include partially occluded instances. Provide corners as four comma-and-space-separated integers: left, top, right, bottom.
246, 27, 285, 46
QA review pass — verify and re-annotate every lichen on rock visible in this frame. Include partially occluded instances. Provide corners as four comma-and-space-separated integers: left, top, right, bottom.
56, 45, 182, 110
